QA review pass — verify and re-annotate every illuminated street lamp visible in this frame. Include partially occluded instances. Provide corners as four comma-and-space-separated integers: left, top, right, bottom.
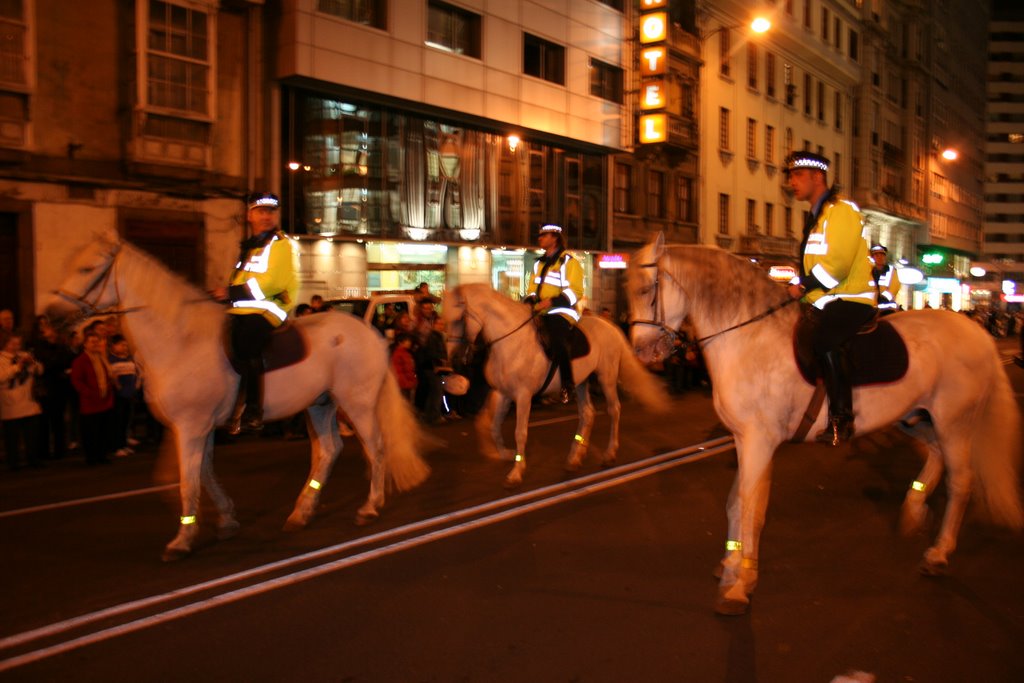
940, 148, 958, 161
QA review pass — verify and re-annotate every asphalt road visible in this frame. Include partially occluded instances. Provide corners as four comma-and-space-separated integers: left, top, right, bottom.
1, 340, 1022, 682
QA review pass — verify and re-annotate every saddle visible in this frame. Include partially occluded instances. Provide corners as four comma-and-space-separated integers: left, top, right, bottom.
225, 322, 309, 374
535, 319, 591, 361
792, 314, 909, 387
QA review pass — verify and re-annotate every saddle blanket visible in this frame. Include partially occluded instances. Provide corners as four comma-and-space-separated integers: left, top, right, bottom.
793, 317, 909, 387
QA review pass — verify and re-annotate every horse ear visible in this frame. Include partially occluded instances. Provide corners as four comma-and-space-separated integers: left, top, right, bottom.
652, 231, 666, 259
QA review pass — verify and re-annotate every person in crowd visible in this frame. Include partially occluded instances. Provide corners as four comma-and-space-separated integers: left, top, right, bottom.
309, 295, 328, 313
1, 333, 45, 470
28, 316, 75, 460
211, 192, 298, 434
70, 330, 115, 465
418, 316, 450, 424
391, 332, 418, 402
785, 151, 876, 445
413, 282, 439, 304
293, 303, 312, 317
107, 334, 142, 457
523, 223, 584, 404
0, 308, 15, 349
869, 244, 901, 315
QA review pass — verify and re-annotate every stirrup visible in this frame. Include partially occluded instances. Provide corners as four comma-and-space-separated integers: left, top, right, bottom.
815, 416, 853, 446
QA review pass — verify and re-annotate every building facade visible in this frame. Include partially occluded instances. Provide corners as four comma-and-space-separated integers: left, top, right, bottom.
983, 0, 1024, 309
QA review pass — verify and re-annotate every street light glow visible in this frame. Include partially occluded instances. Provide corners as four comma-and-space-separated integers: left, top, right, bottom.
940, 148, 958, 161
750, 17, 771, 33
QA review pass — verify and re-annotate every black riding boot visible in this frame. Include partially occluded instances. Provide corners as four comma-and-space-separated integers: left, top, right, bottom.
556, 344, 574, 404
240, 358, 265, 432
815, 350, 854, 446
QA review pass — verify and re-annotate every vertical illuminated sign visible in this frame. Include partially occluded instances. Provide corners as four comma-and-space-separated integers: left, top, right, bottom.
639, 114, 667, 144
638, 2, 669, 145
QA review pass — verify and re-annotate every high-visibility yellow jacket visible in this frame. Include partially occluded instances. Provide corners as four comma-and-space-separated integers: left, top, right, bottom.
873, 264, 901, 310
526, 250, 584, 323
227, 230, 299, 327
799, 193, 875, 309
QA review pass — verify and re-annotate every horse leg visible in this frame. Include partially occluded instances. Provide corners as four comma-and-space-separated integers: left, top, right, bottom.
198, 431, 239, 540
900, 433, 944, 537
920, 429, 973, 575
565, 381, 595, 472
477, 391, 514, 461
345, 402, 386, 525
161, 430, 205, 562
599, 376, 622, 468
504, 393, 533, 488
285, 404, 341, 530
716, 435, 774, 615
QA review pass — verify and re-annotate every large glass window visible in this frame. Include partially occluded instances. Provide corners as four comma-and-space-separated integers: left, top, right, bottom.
316, 0, 387, 29
145, 0, 210, 117
286, 91, 606, 250
523, 33, 564, 85
589, 58, 623, 104
426, 1, 481, 58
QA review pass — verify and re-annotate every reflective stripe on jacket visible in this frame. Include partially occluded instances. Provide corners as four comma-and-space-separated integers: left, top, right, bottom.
227, 231, 299, 326
801, 196, 876, 309
527, 251, 584, 322
872, 264, 901, 309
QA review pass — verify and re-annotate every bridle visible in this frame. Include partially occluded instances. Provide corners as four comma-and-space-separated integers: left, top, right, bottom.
52, 244, 123, 319
630, 255, 799, 348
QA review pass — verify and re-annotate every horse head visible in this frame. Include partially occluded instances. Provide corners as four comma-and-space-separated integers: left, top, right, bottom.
626, 232, 685, 364
46, 233, 123, 326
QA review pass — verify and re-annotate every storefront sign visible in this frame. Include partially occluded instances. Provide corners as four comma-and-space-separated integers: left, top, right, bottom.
598, 253, 629, 269
638, 1, 668, 146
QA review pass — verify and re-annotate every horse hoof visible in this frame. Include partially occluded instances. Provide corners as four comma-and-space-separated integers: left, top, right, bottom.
161, 547, 191, 562
600, 458, 617, 469
355, 511, 379, 526
919, 558, 948, 577
564, 460, 582, 473
714, 596, 750, 616
282, 519, 306, 533
503, 476, 522, 490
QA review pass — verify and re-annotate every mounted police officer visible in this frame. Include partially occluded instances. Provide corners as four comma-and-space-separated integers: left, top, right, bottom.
869, 244, 901, 314
784, 152, 876, 445
212, 192, 298, 434
523, 224, 584, 404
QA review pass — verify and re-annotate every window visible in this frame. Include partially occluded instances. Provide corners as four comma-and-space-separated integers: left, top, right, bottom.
0, 0, 28, 148
595, 0, 623, 9
614, 162, 633, 214
590, 58, 623, 104
426, 1, 481, 58
765, 125, 775, 165
784, 206, 793, 237
144, 0, 212, 117
834, 90, 842, 130
746, 199, 757, 234
524, 33, 564, 85
803, 0, 811, 29
316, 0, 386, 30
720, 29, 731, 77
748, 43, 758, 90
719, 194, 730, 235
821, 7, 829, 43
766, 52, 776, 98
834, 18, 841, 50
719, 108, 730, 150
784, 63, 795, 106
647, 170, 664, 218
746, 118, 757, 159
849, 29, 859, 61
676, 175, 693, 223
765, 203, 774, 236
817, 81, 825, 122
803, 73, 812, 115
785, 127, 793, 157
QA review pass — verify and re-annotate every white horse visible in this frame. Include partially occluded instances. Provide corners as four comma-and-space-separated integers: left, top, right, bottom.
47, 235, 429, 560
442, 283, 668, 487
627, 233, 1023, 615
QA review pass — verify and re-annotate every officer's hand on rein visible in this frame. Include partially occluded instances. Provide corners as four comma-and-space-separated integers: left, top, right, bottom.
786, 284, 805, 300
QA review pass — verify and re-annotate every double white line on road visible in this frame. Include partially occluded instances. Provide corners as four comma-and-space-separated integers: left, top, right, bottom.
0, 434, 735, 672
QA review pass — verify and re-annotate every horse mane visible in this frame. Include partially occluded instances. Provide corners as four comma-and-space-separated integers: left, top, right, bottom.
119, 241, 223, 339
662, 245, 795, 332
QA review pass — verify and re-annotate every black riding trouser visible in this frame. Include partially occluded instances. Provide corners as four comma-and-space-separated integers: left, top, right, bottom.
230, 314, 274, 416
540, 314, 575, 391
808, 299, 876, 418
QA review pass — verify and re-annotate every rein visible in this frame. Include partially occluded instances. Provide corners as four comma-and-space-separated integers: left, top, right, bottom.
632, 257, 798, 348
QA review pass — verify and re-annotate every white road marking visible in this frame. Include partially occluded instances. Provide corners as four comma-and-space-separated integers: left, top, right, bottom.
0, 436, 734, 671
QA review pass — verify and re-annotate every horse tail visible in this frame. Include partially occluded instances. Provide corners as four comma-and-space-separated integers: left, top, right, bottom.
611, 326, 671, 414
377, 370, 431, 492
970, 355, 1023, 529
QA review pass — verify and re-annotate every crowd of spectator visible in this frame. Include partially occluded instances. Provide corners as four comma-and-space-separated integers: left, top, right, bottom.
1, 310, 156, 472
